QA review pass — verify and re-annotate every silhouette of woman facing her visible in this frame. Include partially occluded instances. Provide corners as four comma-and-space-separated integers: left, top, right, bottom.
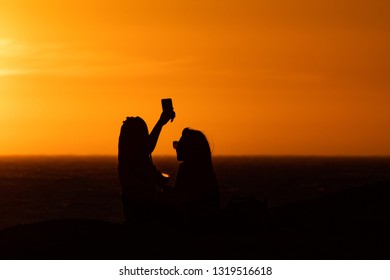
172, 128, 220, 219
118, 111, 174, 222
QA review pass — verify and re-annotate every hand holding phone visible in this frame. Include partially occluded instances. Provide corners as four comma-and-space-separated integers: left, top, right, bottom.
161, 98, 175, 122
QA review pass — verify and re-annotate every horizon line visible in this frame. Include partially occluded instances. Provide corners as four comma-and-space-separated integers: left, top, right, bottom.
1, 154, 390, 158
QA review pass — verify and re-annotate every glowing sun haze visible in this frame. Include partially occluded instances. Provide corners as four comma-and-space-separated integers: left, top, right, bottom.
1, 0, 389, 156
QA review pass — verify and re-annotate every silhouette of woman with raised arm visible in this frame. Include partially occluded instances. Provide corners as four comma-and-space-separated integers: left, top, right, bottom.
171, 128, 220, 219
118, 110, 175, 222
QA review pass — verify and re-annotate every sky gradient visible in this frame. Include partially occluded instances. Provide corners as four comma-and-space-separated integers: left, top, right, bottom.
1, 0, 389, 155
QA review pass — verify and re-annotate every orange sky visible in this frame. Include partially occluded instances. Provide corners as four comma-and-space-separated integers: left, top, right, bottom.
1, 0, 389, 155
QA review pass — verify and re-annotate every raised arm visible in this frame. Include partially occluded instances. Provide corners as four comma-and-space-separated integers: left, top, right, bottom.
148, 111, 175, 154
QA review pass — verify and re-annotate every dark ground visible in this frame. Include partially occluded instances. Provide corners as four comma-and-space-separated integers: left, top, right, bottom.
1, 181, 389, 260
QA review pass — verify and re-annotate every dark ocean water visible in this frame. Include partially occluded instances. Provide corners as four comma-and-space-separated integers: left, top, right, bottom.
0, 156, 390, 229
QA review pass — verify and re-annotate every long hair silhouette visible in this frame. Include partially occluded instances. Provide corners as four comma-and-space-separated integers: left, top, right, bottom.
176, 128, 213, 165
173, 128, 220, 217
118, 117, 150, 168
118, 117, 159, 222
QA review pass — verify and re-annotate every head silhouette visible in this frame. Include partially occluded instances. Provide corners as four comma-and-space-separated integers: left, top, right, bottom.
118, 117, 149, 165
175, 128, 212, 164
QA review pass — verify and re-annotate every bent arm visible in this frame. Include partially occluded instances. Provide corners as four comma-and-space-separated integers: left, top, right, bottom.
148, 111, 175, 154
148, 119, 164, 154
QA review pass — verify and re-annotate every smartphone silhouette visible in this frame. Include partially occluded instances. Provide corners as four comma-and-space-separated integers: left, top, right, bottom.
161, 98, 173, 112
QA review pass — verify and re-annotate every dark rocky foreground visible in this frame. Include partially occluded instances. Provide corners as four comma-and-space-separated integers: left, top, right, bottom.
1, 181, 389, 260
